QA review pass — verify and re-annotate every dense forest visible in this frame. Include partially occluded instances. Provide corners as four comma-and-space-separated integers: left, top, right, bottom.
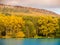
0, 14, 59, 38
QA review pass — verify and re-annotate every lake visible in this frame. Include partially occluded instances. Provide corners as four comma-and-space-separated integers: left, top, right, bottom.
0, 38, 60, 45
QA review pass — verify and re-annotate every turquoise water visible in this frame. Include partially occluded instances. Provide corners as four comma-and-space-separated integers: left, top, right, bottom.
0, 38, 60, 45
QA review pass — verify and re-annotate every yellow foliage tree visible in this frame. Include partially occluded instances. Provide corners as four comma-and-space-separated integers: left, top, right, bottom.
37, 15, 59, 37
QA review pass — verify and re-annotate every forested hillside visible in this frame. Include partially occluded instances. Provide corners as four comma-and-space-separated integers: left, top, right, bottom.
0, 4, 60, 38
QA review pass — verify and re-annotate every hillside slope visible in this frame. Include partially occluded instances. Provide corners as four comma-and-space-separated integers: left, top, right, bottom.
0, 4, 60, 17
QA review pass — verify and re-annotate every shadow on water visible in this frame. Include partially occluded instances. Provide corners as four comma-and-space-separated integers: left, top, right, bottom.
0, 38, 60, 45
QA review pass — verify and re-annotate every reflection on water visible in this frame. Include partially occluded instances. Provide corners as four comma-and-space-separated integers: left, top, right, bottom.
0, 38, 60, 45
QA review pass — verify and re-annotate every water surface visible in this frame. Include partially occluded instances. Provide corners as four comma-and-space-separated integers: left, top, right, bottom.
0, 38, 60, 45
